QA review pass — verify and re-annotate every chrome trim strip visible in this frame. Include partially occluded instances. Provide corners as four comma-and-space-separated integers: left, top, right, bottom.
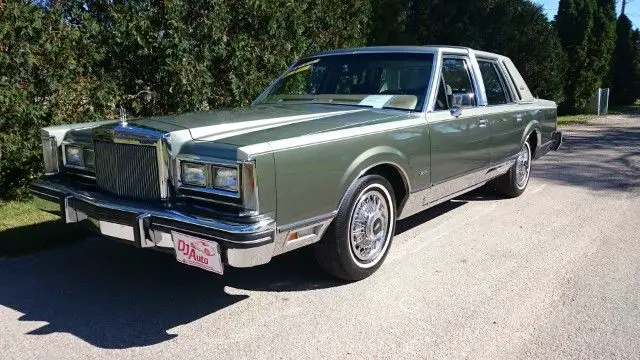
398, 160, 513, 219
66, 172, 97, 180
42, 135, 60, 175
239, 117, 424, 156
277, 211, 337, 233
241, 160, 259, 214
273, 217, 334, 256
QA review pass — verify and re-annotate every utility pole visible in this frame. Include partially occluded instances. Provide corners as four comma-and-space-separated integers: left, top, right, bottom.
622, 0, 626, 15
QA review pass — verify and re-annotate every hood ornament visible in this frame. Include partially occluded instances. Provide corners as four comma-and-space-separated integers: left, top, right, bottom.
119, 105, 128, 126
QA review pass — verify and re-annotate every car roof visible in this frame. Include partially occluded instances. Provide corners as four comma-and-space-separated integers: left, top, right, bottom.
309, 46, 505, 60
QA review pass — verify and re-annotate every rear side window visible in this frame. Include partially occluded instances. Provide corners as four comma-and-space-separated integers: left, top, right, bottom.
478, 60, 509, 105
502, 60, 522, 101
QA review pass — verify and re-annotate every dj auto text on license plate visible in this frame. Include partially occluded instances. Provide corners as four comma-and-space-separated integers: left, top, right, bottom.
171, 231, 223, 275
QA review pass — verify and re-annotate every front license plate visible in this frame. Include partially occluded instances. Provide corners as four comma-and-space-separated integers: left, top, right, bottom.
172, 231, 223, 275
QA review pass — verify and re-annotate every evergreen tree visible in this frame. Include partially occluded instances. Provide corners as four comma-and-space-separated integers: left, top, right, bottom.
610, 15, 640, 105
368, 0, 566, 104
556, 0, 598, 113
590, 0, 617, 88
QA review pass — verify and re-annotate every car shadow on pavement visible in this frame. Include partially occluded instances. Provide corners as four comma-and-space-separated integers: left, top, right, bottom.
0, 194, 478, 349
0, 232, 344, 349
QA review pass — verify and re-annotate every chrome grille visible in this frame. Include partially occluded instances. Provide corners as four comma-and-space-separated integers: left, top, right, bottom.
94, 141, 161, 200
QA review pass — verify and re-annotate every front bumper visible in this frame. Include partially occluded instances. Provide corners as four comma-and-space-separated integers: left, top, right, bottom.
29, 178, 276, 268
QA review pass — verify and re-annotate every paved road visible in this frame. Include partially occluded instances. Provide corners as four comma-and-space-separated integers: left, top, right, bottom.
1, 116, 639, 359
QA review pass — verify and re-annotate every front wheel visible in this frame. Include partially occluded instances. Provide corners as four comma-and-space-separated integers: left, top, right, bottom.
314, 175, 396, 281
495, 141, 532, 198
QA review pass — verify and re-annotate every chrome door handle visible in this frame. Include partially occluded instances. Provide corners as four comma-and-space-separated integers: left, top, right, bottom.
478, 119, 488, 128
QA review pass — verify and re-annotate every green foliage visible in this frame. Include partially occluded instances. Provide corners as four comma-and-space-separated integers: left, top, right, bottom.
369, 0, 567, 105
556, 0, 617, 114
591, 0, 617, 88
0, 0, 118, 199
610, 15, 640, 105
0, 0, 371, 199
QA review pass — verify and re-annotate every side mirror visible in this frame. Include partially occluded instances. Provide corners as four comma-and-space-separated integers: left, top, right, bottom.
450, 106, 462, 118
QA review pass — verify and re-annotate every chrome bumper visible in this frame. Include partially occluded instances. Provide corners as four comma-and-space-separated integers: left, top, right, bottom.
29, 178, 276, 269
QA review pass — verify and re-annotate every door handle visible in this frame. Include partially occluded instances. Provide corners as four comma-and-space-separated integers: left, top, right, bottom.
478, 119, 488, 128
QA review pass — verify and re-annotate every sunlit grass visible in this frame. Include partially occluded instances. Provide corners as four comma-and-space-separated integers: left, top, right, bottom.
557, 114, 599, 126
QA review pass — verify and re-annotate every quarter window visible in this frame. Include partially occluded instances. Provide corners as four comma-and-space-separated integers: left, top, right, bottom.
478, 60, 509, 105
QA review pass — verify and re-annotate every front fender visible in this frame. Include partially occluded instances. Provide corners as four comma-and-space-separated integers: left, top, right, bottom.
338, 146, 411, 206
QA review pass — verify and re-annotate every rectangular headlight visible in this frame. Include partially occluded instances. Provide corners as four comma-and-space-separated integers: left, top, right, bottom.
41, 137, 59, 175
181, 162, 210, 187
65, 145, 83, 167
212, 166, 238, 191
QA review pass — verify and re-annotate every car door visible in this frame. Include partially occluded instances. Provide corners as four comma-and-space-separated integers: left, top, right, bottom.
477, 59, 520, 163
429, 56, 492, 188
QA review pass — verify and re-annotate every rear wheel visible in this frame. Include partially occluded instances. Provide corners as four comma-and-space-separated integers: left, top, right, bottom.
495, 141, 532, 198
314, 175, 396, 281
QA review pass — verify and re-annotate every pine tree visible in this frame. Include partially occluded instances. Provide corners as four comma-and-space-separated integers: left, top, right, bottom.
610, 15, 640, 105
590, 0, 617, 88
556, 0, 598, 113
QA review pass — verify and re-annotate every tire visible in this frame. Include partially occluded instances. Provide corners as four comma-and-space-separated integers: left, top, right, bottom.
314, 175, 396, 281
495, 141, 532, 198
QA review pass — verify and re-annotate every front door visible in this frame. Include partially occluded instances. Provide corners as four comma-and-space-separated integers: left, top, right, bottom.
429, 56, 491, 189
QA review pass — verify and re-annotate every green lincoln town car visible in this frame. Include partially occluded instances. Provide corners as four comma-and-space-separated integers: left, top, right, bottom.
30, 46, 562, 280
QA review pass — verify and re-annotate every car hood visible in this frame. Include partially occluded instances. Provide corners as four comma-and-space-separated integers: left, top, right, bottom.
60, 103, 410, 155
128, 103, 405, 145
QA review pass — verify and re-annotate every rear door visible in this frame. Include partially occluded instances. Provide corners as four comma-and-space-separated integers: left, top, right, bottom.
429, 56, 492, 185
477, 58, 520, 163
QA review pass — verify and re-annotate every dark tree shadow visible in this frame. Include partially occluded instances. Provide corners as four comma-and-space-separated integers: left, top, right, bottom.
0, 197, 475, 349
532, 127, 640, 192
0, 235, 347, 349
396, 200, 467, 236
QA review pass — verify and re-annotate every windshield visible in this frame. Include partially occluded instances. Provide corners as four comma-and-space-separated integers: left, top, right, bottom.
257, 53, 435, 111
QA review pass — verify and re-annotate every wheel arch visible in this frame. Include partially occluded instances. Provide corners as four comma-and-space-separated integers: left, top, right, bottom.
337, 146, 411, 214
522, 120, 541, 159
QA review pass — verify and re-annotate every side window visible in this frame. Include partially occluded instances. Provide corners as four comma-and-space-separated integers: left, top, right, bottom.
478, 60, 508, 105
502, 60, 522, 101
440, 58, 476, 108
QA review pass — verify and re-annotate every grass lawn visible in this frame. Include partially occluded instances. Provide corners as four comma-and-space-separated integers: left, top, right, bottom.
557, 114, 599, 126
0, 198, 84, 256
0, 198, 60, 231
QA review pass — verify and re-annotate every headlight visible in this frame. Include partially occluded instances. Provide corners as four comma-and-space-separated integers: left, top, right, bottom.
181, 162, 210, 187
212, 166, 238, 191
65, 145, 83, 167
180, 162, 239, 192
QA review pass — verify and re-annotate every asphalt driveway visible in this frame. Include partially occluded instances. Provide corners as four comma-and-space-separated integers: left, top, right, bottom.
0, 115, 639, 359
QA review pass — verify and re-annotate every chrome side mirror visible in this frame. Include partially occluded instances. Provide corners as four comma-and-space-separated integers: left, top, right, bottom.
450, 106, 462, 118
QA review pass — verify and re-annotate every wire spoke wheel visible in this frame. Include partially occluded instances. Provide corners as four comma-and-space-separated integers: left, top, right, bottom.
515, 142, 531, 189
349, 189, 390, 265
